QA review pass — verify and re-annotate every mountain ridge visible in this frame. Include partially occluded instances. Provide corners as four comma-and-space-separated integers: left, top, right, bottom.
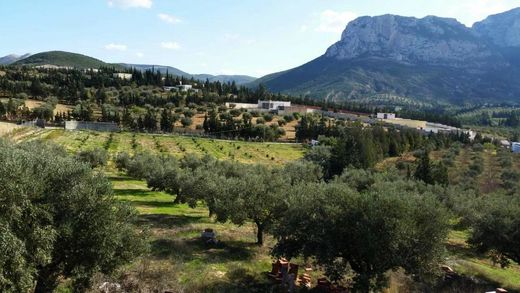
253, 8, 520, 105
3, 51, 256, 84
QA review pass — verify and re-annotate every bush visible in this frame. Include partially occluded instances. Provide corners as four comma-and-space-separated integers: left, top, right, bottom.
181, 117, 192, 127
256, 117, 265, 124
115, 152, 131, 171
262, 113, 273, 122
76, 148, 108, 168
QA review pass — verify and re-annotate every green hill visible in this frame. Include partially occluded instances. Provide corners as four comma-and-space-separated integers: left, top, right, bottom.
12, 51, 122, 69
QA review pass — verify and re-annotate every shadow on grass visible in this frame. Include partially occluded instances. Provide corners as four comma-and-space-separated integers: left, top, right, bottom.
138, 214, 204, 229
124, 200, 179, 208
433, 275, 501, 293
191, 267, 284, 293
150, 238, 256, 264
114, 189, 157, 197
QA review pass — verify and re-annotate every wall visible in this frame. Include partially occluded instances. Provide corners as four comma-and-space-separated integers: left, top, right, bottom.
65, 121, 120, 132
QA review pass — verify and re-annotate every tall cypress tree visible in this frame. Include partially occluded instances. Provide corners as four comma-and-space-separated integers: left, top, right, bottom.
414, 150, 433, 184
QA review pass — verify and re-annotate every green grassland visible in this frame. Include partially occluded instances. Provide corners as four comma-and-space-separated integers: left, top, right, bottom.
6, 128, 305, 165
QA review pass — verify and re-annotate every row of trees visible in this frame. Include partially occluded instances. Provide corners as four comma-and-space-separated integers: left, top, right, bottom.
115, 152, 451, 291
116, 145, 520, 291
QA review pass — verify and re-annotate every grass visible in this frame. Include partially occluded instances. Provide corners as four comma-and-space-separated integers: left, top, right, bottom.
108, 174, 286, 292
20, 129, 304, 166
447, 224, 520, 291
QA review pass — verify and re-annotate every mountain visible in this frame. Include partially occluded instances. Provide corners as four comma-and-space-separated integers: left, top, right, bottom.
7, 51, 256, 84
120, 64, 256, 85
12, 51, 119, 69
192, 74, 257, 85
253, 9, 520, 105
473, 8, 520, 48
119, 63, 190, 77
0, 53, 31, 65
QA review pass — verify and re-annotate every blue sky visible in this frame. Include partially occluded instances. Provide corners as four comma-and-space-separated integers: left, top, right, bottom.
1, 0, 519, 77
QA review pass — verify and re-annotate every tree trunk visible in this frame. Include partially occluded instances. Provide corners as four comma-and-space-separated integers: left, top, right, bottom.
173, 194, 184, 204
256, 222, 264, 246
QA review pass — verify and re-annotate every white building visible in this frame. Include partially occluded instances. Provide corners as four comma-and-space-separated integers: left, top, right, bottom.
177, 84, 193, 92
225, 102, 258, 109
113, 73, 132, 80
377, 113, 396, 120
258, 100, 291, 111
513, 142, 520, 153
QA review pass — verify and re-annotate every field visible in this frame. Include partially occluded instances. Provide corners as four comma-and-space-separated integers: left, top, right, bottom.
0, 121, 22, 136
3, 127, 520, 291
0, 98, 73, 115
5, 127, 305, 165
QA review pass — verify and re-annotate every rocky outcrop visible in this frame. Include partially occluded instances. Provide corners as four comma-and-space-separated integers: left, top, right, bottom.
324, 15, 498, 67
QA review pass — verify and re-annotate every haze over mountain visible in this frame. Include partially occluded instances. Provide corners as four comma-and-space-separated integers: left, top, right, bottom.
253, 8, 520, 105
0, 53, 31, 65
3, 51, 256, 85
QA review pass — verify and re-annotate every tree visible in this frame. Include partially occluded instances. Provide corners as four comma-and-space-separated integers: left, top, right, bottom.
213, 165, 285, 245
468, 194, 520, 266
0, 140, 145, 292
272, 179, 449, 291
414, 150, 433, 184
76, 148, 109, 168
160, 108, 173, 132
180, 117, 192, 128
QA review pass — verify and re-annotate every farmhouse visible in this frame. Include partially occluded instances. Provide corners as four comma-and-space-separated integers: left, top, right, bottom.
113, 73, 132, 80
377, 113, 396, 120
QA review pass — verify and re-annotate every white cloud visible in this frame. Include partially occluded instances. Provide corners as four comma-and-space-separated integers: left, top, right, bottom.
104, 43, 127, 51
316, 10, 357, 33
108, 0, 152, 9
161, 42, 181, 50
136, 52, 144, 58
158, 13, 182, 24
300, 25, 309, 33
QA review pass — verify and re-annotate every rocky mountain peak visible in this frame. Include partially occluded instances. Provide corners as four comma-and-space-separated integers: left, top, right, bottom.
325, 14, 496, 67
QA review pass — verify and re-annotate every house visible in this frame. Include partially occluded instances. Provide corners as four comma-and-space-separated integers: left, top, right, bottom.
177, 84, 193, 92
512, 142, 520, 153
258, 100, 291, 111
377, 113, 396, 120
113, 73, 132, 80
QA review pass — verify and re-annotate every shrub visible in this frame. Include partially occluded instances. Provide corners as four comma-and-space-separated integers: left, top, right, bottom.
76, 148, 108, 168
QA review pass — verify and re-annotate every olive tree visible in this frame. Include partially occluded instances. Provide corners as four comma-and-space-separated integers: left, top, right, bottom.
0, 140, 146, 293
272, 179, 449, 291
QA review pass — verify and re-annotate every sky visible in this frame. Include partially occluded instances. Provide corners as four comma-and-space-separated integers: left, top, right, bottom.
1, 0, 519, 77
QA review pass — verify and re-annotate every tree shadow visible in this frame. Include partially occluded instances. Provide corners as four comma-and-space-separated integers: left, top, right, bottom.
138, 214, 204, 229
114, 188, 156, 197
188, 267, 285, 293
150, 238, 256, 264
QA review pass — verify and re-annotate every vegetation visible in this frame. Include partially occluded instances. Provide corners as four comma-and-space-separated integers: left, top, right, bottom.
0, 140, 145, 292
